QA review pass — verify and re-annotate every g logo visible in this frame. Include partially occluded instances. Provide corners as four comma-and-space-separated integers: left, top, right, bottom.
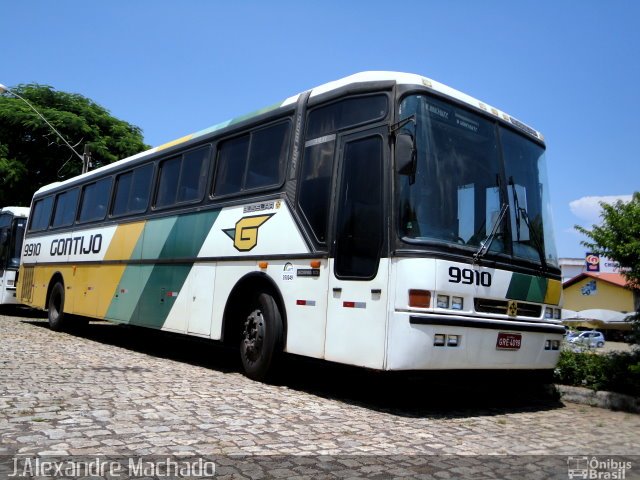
223, 214, 273, 252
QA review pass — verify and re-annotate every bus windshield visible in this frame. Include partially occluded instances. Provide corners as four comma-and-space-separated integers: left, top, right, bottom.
397, 94, 558, 268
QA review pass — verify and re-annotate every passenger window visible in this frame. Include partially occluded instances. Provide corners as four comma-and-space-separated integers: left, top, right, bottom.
51, 188, 79, 228
112, 164, 153, 217
298, 139, 335, 243
79, 177, 112, 223
213, 135, 250, 196
213, 121, 290, 197
245, 122, 290, 190
156, 156, 181, 208
156, 146, 210, 208
176, 146, 209, 203
30, 196, 54, 231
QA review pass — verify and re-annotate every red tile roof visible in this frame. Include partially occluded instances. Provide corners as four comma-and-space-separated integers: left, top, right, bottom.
563, 272, 630, 289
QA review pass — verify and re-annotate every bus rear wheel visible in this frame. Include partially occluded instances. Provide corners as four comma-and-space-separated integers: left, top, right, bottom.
240, 292, 283, 381
48, 281, 67, 331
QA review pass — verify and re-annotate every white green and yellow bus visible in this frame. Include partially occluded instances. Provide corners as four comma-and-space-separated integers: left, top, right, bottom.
0, 206, 29, 305
18, 72, 564, 380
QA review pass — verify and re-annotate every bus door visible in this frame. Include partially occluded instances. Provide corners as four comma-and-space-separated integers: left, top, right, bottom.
324, 128, 389, 369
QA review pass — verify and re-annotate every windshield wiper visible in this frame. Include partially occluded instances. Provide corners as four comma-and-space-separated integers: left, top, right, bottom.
509, 177, 548, 270
473, 202, 508, 263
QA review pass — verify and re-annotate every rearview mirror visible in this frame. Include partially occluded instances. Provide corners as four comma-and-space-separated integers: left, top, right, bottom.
395, 133, 416, 176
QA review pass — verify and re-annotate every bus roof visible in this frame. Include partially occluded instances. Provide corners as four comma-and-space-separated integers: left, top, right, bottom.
35, 71, 543, 196
0, 206, 29, 218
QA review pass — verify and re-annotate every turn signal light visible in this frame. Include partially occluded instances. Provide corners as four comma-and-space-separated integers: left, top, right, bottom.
409, 289, 431, 308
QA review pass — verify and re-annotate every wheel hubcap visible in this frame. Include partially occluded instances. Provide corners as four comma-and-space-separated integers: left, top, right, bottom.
242, 309, 264, 361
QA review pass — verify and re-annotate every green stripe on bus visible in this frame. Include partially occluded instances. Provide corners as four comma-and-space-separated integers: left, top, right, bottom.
105, 265, 154, 324
506, 273, 548, 304
133, 264, 192, 328
158, 210, 220, 259
135, 216, 178, 260
106, 209, 220, 326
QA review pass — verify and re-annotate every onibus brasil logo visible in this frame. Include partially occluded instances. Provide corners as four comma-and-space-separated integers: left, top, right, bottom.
223, 214, 274, 252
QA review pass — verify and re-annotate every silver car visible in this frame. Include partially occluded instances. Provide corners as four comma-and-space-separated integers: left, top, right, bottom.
568, 330, 605, 348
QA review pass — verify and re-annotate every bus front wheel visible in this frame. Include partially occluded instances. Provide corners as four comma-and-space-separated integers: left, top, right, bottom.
240, 292, 283, 381
48, 281, 67, 331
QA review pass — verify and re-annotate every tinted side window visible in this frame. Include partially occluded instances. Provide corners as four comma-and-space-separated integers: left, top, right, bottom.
335, 136, 383, 279
156, 156, 181, 208
51, 188, 79, 228
306, 95, 388, 139
79, 177, 112, 223
177, 146, 209, 203
214, 135, 250, 196
30, 196, 54, 231
112, 164, 153, 217
245, 122, 290, 190
112, 171, 133, 216
298, 139, 335, 243
156, 146, 210, 208
213, 121, 290, 197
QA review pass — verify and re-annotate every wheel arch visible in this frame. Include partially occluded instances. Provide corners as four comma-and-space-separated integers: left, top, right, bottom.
221, 271, 287, 348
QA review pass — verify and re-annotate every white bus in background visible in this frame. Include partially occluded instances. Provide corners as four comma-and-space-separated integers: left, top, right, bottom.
18, 72, 564, 381
0, 207, 29, 305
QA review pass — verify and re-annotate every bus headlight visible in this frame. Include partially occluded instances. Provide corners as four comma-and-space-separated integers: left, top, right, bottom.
451, 296, 464, 310
434, 334, 446, 346
436, 294, 450, 309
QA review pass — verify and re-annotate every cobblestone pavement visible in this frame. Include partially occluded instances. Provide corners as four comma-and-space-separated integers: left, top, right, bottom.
1, 311, 639, 478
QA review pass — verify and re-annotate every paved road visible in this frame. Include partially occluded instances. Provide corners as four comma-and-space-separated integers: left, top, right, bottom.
1, 310, 638, 478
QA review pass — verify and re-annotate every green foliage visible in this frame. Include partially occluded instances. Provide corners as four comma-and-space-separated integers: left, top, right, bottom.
576, 192, 640, 290
554, 349, 640, 397
0, 84, 149, 206
576, 193, 640, 340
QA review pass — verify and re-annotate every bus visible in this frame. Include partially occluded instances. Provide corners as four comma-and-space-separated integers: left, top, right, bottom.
17, 72, 564, 380
0, 206, 29, 305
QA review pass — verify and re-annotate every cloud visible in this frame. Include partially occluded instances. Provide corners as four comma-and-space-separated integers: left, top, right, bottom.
569, 195, 633, 224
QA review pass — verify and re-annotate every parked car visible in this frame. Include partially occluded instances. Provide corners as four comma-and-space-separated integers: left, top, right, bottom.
568, 330, 605, 348
564, 331, 580, 342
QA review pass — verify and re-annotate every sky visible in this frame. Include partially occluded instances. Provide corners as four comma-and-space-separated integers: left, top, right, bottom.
1, 1, 638, 259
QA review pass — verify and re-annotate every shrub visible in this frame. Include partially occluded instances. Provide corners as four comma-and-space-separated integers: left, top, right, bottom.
554, 348, 640, 397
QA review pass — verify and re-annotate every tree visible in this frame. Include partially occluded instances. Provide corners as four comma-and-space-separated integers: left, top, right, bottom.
575, 193, 640, 338
0, 84, 149, 206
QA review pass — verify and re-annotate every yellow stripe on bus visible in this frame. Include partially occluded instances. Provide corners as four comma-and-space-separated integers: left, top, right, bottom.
544, 279, 562, 305
104, 222, 145, 261
156, 134, 193, 151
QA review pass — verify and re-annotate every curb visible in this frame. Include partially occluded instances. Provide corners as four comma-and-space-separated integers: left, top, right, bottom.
557, 384, 640, 413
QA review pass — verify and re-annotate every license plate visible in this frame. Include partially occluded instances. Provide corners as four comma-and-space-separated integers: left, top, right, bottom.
496, 332, 522, 350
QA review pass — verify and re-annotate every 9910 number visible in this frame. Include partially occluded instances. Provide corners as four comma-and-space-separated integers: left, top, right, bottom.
23, 242, 41, 257
449, 266, 491, 287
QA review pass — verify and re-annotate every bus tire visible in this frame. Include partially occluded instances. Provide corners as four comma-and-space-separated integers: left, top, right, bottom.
240, 292, 283, 381
48, 281, 67, 331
